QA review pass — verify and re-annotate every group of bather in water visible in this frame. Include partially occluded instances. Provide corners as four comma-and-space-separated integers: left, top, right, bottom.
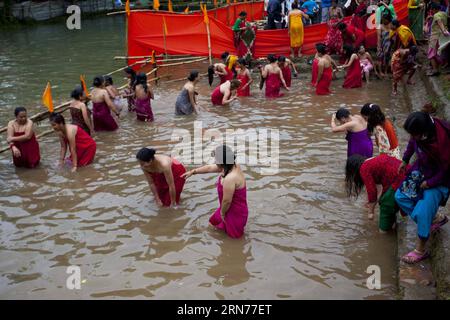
5, 49, 450, 264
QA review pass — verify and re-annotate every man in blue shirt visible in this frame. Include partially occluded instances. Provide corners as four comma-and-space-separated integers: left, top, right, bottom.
301, 0, 319, 24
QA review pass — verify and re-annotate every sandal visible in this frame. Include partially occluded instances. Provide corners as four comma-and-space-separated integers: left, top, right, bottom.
431, 216, 448, 233
401, 249, 430, 264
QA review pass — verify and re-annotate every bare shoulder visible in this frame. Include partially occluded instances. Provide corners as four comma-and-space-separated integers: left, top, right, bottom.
7, 120, 15, 127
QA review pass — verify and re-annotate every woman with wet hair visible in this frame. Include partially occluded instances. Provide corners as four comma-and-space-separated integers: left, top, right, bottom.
91, 75, 119, 131
261, 54, 289, 98
339, 45, 363, 89
313, 43, 334, 95
331, 107, 373, 158
208, 62, 233, 86
182, 145, 248, 238
345, 154, 408, 232
175, 70, 200, 115
134, 73, 154, 121
360, 103, 400, 159
124, 67, 137, 111
49, 113, 96, 172
278, 55, 298, 88
69, 85, 93, 135
236, 58, 253, 97
6, 107, 40, 168
211, 79, 241, 106
394, 111, 450, 264
104, 75, 123, 114
136, 147, 186, 207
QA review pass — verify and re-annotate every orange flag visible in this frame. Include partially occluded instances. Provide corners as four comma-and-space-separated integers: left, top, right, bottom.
168, 0, 173, 12
153, 0, 160, 10
80, 75, 90, 97
201, 4, 209, 25
125, 0, 130, 16
184, 6, 189, 13
42, 82, 54, 113
162, 16, 168, 35
150, 50, 156, 64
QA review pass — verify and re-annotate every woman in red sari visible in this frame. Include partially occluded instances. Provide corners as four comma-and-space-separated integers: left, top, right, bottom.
278, 56, 298, 88
351, 0, 368, 32
340, 44, 363, 89
313, 43, 334, 95
211, 79, 241, 106
325, 1, 344, 55
50, 113, 96, 172
208, 63, 233, 86
236, 58, 253, 97
136, 147, 186, 208
261, 54, 289, 98
134, 73, 154, 122
338, 22, 365, 51
7, 107, 40, 168
91, 76, 119, 131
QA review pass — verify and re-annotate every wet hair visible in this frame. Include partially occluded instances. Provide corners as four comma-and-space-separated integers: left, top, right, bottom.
208, 65, 215, 86
49, 112, 65, 125
391, 19, 400, 28
237, 57, 246, 67
93, 76, 104, 88
71, 85, 84, 100
315, 43, 327, 55
221, 51, 230, 61
135, 72, 148, 93
136, 147, 156, 162
343, 44, 356, 59
336, 108, 351, 121
403, 111, 436, 139
188, 70, 199, 82
337, 22, 347, 31
345, 154, 367, 198
267, 54, 277, 63
14, 107, 27, 117
104, 75, 113, 86
230, 79, 242, 90
278, 55, 286, 63
239, 11, 247, 17
361, 104, 385, 134
214, 145, 236, 177
125, 67, 137, 86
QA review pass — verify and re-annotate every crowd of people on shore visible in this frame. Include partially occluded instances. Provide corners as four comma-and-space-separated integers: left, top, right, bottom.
3, 0, 450, 262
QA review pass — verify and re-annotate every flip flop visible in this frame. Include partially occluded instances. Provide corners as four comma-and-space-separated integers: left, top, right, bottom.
431, 216, 448, 233
401, 250, 430, 264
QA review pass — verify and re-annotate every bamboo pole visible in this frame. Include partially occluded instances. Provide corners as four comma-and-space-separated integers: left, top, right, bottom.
117, 67, 159, 90
157, 57, 207, 68
114, 54, 193, 60
164, 72, 208, 83
162, 23, 168, 59
106, 58, 151, 76
205, 23, 213, 65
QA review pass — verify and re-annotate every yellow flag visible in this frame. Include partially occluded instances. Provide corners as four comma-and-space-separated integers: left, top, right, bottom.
201, 4, 209, 25
42, 82, 54, 113
125, 0, 130, 16
163, 16, 168, 35
80, 75, 90, 97
153, 0, 160, 10
168, 0, 173, 12
184, 6, 189, 13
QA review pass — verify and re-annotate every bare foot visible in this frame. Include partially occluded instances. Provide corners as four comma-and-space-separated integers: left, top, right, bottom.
407, 79, 415, 85
392, 89, 398, 95
368, 213, 374, 220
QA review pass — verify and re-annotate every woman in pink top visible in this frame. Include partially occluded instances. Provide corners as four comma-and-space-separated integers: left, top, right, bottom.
182, 145, 248, 238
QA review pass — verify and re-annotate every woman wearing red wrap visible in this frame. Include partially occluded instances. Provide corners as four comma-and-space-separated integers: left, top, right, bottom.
339, 44, 363, 89
208, 63, 233, 86
236, 58, 253, 97
137, 147, 186, 208
261, 54, 289, 98
7, 107, 40, 168
211, 79, 241, 106
313, 43, 334, 95
338, 22, 365, 51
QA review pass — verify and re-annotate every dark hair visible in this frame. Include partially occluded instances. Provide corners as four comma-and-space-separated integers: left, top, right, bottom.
93, 76, 104, 88
188, 70, 199, 82
135, 72, 148, 93
267, 54, 277, 63
136, 147, 156, 162
221, 51, 230, 61
237, 57, 246, 67
14, 107, 27, 117
215, 145, 236, 177
239, 11, 247, 17
230, 79, 242, 90
208, 65, 215, 86
315, 43, 327, 55
391, 19, 400, 28
337, 22, 347, 31
345, 154, 367, 198
403, 111, 436, 138
104, 75, 113, 86
292, 2, 299, 9
125, 67, 137, 86
343, 44, 355, 59
71, 85, 84, 100
336, 108, 351, 120
362, 104, 385, 134
381, 13, 393, 23
430, 2, 441, 11
278, 55, 286, 63
49, 112, 65, 125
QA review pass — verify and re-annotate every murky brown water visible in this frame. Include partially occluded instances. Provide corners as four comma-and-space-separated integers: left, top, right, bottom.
0, 16, 412, 300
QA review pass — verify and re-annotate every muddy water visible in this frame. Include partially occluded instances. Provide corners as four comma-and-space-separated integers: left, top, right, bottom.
0, 16, 412, 299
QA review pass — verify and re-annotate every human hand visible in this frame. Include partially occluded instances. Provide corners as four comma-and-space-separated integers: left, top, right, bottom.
11, 146, 21, 158
181, 170, 195, 179
420, 181, 428, 189
156, 198, 164, 207
71, 166, 77, 173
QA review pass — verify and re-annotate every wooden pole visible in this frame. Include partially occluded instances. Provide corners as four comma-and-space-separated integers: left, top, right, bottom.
162, 22, 168, 59
205, 23, 213, 65
114, 54, 192, 60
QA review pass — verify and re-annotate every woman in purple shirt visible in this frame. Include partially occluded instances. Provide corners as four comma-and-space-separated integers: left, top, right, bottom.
395, 111, 450, 264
